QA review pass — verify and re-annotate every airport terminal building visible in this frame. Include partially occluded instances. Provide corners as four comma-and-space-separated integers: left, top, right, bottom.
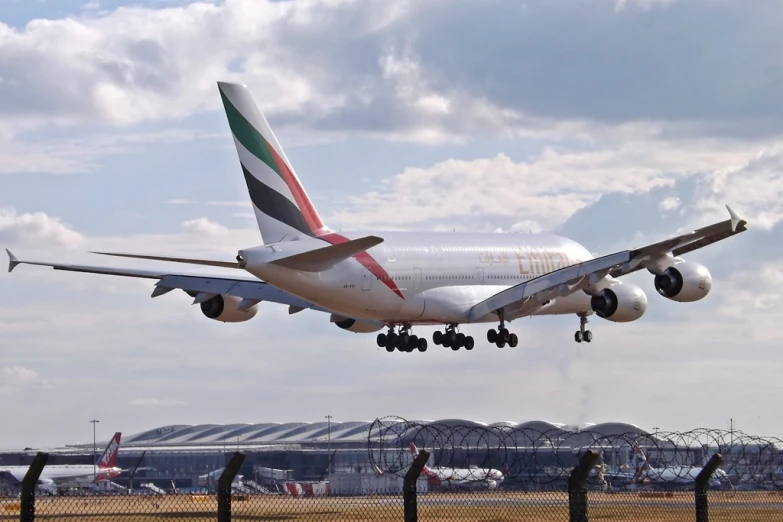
0, 419, 661, 491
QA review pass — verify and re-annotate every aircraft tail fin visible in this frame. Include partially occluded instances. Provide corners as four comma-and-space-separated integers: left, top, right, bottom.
217, 81, 330, 244
96, 432, 121, 470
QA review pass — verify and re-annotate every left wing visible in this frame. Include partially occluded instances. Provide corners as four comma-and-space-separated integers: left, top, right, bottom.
6, 251, 325, 312
469, 205, 748, 322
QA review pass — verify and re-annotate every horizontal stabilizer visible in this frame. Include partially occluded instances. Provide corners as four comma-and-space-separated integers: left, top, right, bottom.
90, 251, 242, 269
269, 236, 384, 272
6, 249, 19, 273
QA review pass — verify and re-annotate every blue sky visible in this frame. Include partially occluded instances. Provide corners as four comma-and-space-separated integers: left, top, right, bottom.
0, 0, 781, 448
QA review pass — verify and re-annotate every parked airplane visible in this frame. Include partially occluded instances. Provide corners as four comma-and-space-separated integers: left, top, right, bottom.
629, 444, 731, 489
5, 81, 749, 353
407, 443, 506, 489
0, 432, 123, 493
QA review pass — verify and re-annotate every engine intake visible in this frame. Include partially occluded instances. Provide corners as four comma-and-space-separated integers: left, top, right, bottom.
200, 295, 258, 323
653, 261, 712, 302
590, 283, 647, 322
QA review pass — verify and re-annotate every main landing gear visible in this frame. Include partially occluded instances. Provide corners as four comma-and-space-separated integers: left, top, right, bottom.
377, 326, 428, 353
432, 325, 475, 351
574, 313, 593, 343
484, 309, 518, 349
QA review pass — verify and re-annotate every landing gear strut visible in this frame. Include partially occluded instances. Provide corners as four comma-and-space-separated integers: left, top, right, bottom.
486, 310, 518, 348
433, 325, 474, 351
574, 313, 592, 343
377, 326, 427, 352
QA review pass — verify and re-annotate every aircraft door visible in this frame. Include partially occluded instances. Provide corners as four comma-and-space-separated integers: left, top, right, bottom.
475, 267, 485, 284
413, 267, 422, 293
361, 269, 373, 291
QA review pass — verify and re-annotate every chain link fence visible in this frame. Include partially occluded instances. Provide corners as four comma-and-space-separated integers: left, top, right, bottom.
1, 419, 783, 520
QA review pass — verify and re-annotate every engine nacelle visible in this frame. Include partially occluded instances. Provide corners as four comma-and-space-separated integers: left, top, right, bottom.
330, 314, 384, 333
590, 283, 647, 322
653, 261, 712, 302
200, 294, 258, 323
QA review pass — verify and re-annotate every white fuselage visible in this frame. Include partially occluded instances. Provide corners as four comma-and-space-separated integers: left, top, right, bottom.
425, 466, 505, 489
239, 231, 595, 325
0, 465, 122, 485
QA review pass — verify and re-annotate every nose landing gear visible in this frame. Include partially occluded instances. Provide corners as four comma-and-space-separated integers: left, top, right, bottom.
574, 313, 592, 343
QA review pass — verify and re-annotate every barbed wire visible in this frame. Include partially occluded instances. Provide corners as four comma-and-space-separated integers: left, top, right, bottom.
367, 416, 783, 490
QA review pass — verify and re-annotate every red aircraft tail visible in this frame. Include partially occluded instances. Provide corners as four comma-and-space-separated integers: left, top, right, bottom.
96, 432, 121, 469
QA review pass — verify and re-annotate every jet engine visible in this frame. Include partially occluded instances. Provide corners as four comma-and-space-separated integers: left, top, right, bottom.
590, 282, 647, 322
653, 261, 712, 302
200, 294, 258, 323
330, 314, 384, 333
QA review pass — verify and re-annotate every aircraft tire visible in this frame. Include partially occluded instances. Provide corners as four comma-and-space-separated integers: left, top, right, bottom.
508, 333, 518, 348
433, 331, 443, 345
465, 336, 474, 350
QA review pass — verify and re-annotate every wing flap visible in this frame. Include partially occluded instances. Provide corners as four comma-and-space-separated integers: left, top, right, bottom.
269, 235, 384, 272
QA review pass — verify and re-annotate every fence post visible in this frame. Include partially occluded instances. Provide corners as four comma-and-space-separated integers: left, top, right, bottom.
20, 452, 49, 522
403, 448, 430, 522
695, 453, 723, 522
568, 449, 598, 522
217, 451, 246, 522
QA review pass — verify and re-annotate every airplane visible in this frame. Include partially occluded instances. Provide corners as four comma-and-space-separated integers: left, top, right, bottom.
5, 81, 749, 353
406, 443, 506, 490
599, 444, 731, 490
0, 432, 123, 493
628, 444, 731, 490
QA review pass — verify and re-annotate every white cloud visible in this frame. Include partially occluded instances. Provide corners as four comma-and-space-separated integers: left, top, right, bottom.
659, 196, 681, 212
0, 207, 85, 248
0, 366, 49, 396
181, 217, 229, 236
327, 140, 758, 232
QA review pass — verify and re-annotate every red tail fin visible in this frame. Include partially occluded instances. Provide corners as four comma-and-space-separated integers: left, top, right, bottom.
97, 432, 121, 469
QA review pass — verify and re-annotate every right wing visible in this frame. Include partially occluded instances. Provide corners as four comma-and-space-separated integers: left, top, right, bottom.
469, 205, 748, 322
6, 250, 324, 312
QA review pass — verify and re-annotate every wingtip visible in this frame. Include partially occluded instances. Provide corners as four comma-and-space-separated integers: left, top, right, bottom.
726, 205, 748, 233
6, 249, 20, 273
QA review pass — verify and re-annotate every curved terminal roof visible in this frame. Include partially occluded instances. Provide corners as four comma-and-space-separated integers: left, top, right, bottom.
107, 420, 648, 448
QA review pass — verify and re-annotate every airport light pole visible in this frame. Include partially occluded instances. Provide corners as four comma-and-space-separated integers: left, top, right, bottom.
90, 419, 100, 482
325, 415, 332, 474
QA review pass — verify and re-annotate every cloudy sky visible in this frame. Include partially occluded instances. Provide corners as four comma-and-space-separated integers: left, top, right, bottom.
0, 0, 780, 448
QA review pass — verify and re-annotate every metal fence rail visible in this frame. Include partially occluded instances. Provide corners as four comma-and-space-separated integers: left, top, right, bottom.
1, 422, 783, 521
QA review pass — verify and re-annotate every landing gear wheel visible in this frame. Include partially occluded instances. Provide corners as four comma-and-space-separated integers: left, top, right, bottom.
508, 333, 518, 348
464, 336, 475, 350
446, 330, 457, 345
451, 343, 460, 351
418, 338, 428, 352
456, 333, 466, 348
377, 333, 387, 348
385, 344, 394, 353
487, 330, 497, 343
400, 333, 410, 346
442, 335, 452, 348
433, 331, 443, 345
386, 333, 398, 349
583, 330, 593, 343
574, 331, 583, 343
496, 339, 506, 348
499, 328, 510, 342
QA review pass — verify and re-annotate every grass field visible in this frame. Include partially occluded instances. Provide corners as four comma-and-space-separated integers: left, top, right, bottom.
1, 490, 782, 521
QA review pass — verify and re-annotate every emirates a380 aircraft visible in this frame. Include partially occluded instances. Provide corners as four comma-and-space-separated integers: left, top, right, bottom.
6, 82, 748, 353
